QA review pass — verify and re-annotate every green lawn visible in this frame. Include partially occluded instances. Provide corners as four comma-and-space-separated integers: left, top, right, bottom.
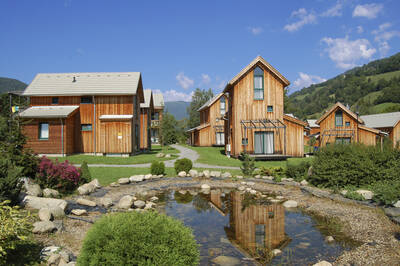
184, 145, 312, 168
50, 145, 179, 165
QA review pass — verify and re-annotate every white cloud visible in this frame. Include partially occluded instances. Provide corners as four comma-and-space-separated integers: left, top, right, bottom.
321, 36, 376, 69
353, 3, 383, 19
371, 23, 400, 56
176, 72, 194, 90
357, 26, 364, 34
321, 3, 342, 17
284, 8, 317, 32
153, 89, 193, 102
248, 26, 263, 35
293, 72, 327, 90
201, 74, 211, 84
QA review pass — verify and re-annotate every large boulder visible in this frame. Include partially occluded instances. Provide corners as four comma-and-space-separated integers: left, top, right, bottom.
38, 208, 52, 221
210, 171, 221, 178
71, 209, 87, 216
189, 169, 198, 178
77, 183, 96, 195
25, 183, 42, 197
118, 195, 135, 209
129, 175, 144, 182
43, 188, 59, 198
32, 221, 57, 234
23, 196, 67, 211
118, 178, 130, 185
211, 255, 240, 266
89, 179, 101, 188
76, 198, 96, 207
394, 201, 400, 208
355, 189, 374, 200
99, 197, 113, 208
144, 174, 152, 180
49, 206, 65, 218
134, 200, 146, 209
300, 180, 309, 186
283, 200, 298, 208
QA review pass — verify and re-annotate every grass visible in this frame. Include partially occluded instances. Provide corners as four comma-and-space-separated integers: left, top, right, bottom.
371, 102, 400, 113
368, 70, 400, 83
183, 145, 313, 168
49, 145, 179, 165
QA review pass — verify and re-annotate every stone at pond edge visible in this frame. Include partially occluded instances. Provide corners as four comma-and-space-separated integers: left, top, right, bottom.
325, 236, 335, 242
110, 182, 119, 187
40, 246, 60, 260
150, 196, 159, 202
134, 200, 146, 209
118, 178, 130, 184
23, 196, 67, 211
99, 197, 113, 208
384, 207, 400, 217
33, 221, 57, 234
201, 184, 211, 190
118, 195, 135, 209
129, 175, 144, 182
47, 253, 61, 265
189, 169, 198, 177
38, 208, 52, 221
210, 171, 221, 178
272, 249, 282, 256
393, 200, 400, 208
177, 171, 186, 177
71, 209, 87, 216
222, 172, 232, 178
76, 198, 96, 207
300, 179, 309, 186
77, 183, 96, 195
313, 261, 332, 266
144, 174, 152, 180
211, 255, 241, 266
355, 189, 374, 200
203, 170, 210, 178
43, 188, 59, 198
283, 200, 298, 208
49, 206, 65, 218
25, 183, 42, 197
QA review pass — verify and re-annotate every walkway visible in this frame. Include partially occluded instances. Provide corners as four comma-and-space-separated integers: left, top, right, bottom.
83, 144, 240, 170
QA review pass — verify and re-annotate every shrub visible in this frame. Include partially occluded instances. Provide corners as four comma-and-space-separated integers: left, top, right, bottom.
77, 211, 199, 266
0, 158, 23, 205
240, 153, 255, 177
285, 161, 311, 181
0, 200, 32, 264
36, 157, 81, 193
80, 161, 92, 184
174, 158, 193, 174
151, 161, 165, 175
372, 180, 400, 205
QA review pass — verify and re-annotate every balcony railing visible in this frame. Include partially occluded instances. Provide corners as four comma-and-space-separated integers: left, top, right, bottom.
151, 120, 160, 127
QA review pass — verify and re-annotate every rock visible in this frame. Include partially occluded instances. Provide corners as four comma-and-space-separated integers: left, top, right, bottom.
110, 182, 119, 187
157, 174, 164, 178
272, 249, 282, 256
58, 258, 69, 266
76, 198, 96, 207
40, 246, 60, 260
249, 189, 257, 195
150, 196, 159, 202
238, 186, 245, 191
38, 208, 52, 221
208, 247, 222, 257
340, 190, 348, 196
178, 171, 186, 177
211, 255, 240, 266
201, 184, 210, 190
210, 171, 221, 178
58, 250, 72, 263
144, 174, 152, 180
222, 172, 232, 178
384, 207, 400, 217
393, 200, 400, 208
355, 189, 374, 200
89, 179, 101, 188
33, 221, 57, 233
118, 178, 130, 184
118, 195, 135, 209
67, 262, 76, 266
71, 209, 87, 216
236, 175, 243, 179
189, 169, 198, 177
25, 183, 42, 197
99, 197, 113, 208
77, 183, 96, 195
134, 200, 146, 209
276, 196, 284, 200
156, 152, 165, 158
262, 176, 273, 180
247, 182, 255, 186
198, 172, 204, 177
300, 180, 309, 186
245, 188, 251, 192
307, 166, 313, 177
283, 200, 298, 208
144, 202, 156, 209
325, 236, 335, 242
49, 206, 65, 218
43, 188, 59, 198
254, 174, 261, 179
220, 237, 230, 244
47, 253, 61, 265
241, 181, 247, 185
203, 170, 210, 178
313, 261, 332, 266
151, 175, 159, 179
270, 199, 281, 203
178, 190, 187, 194
129, 175, 144, 182
23, 196, 67, 211
165, 154, 171, 158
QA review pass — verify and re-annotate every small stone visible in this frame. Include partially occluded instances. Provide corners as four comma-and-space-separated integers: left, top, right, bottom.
211, 255, 240, 266
99, 197, 113, 208
38, 208, 52, 221
220, 237, 230, 244
189, 169, 198, 177
300, 180, 308, 186
384, 207, 400, 217
110, 182, 119, 187
203, 170, 210, 178
250, 190, 257, 195
325, 236, 335, 242
71, 209, 87, 216
76, 198, 96, 207
272, 249, 282, 256
236, 175, 243, 179
245, 187, 252, 192
25, 183, 42, 197
222, 172, 232, 178
118, 195, 135, 209
129, 175, 143, 182
49, 206, 65, 218
241, 181, 247, 185
165, 154, 171, 158
144, 202, 156, 209
43, 188, 59, 198
283, 200, 298, 208
47, 253, 61, 265
238, 186, 245, 191
355, 189, 374, 200
247, 182, 255, 186
89, 178, 101, 188
134, 200, 146, 209
118, 178, 130, 184
208, 247, 222, 257
254, 175, 261, 179
151, 175, 159, 179
157, 174, 164, 178
67, 262, 76, 266
276, 196, 284, 200
33, 221, 56, 234
210, 171, 221, 178
144, 174, 152, 180
77, 183, 96, 195
150, 196, 159, 202
59, 250, 72, 263
40, 246, 60, 260
156, 152, 165, 158
198, 172, 204, 177
340, 190, 348, 196
58, 258, 69, 266
393, 200, 400, 208
313, 261, 332, 266
178, 171, 186, 177
262, 176, 273, 180
307, 166, 313, 177
201, 184, 210, 190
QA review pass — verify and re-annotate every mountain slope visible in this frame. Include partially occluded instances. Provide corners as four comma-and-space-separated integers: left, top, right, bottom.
289, 52, 400, 119
0, 77, 27, 94
164, 101, 190, 120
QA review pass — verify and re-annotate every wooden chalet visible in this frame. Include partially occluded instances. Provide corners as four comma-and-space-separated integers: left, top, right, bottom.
304, 119, 320, 146
20, 72, 145, 156
361, 112, 400, 148
150, 93, 164, 144
188, 93, 227, 146
317, 102, 386, 147
223, 56, 307, 159
140, 89, 154, 151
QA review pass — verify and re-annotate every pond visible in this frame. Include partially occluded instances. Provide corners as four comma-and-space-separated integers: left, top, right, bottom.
156, 188, 358, 266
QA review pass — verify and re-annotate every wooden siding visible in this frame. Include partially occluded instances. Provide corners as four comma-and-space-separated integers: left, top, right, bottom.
98, 121, 132, 153
140, 108, 152, 150
284, 118, 304, 157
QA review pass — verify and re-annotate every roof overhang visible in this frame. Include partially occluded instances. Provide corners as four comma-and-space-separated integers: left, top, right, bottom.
316, 102, 363, 125
283, 114, 307, 127
19, 105, 79, 118
99, 115, 133, 120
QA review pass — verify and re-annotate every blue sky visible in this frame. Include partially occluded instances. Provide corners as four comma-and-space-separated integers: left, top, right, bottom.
1, 0, 399, 101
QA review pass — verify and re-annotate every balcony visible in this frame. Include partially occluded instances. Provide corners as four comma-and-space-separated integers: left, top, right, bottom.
151, 120, 160, 128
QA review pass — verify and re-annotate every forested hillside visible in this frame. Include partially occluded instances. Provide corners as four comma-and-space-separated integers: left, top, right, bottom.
289, 52, 400, 119
0, 77, 27, 94
164, 101, 190, 120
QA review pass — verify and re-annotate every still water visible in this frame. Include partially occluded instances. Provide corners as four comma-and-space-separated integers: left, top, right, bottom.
158, 188, 357, 266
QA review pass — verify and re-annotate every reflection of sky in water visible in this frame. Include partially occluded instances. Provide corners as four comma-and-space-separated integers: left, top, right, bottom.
162, 190, 350, 266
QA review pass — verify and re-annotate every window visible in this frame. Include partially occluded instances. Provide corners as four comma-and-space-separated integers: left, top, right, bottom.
335, 110, 343, 127
267, 105, 273, 112
336, 137, 351, 144
220, 97, 226, 115
39, 123, 49, 140
52, 97, 59, 104
216, 132, 224, 145
254, 66, 264, 100
81, 96, 93, 104
81, 124, 92, 131
345, 121, 350, 127
152, 112, 159, 120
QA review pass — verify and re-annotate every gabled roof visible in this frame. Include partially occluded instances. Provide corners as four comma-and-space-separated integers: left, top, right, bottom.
19, 106, 79, 118
187, 123, 210, 132
358, 125, 382, 134
224, 56, 290, 92
23, 72, 141, 96
360, 112, 400, 128
197, 93, 224, 112
140, 89, 153, 108
153, 93, 164, 108
283, 114, 307, 127
316, 102, 364, 125
306, 119, 320, 128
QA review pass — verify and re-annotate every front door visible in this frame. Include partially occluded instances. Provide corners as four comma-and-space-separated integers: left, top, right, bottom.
254, 131, 274, 154
216, 132, 225, 145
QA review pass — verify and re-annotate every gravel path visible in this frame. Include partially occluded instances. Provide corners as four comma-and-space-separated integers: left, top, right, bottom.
80, 144, 240, 170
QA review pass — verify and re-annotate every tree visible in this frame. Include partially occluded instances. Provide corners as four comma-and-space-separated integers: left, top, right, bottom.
187, 88, 214, 129
160, 112, 179, 145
